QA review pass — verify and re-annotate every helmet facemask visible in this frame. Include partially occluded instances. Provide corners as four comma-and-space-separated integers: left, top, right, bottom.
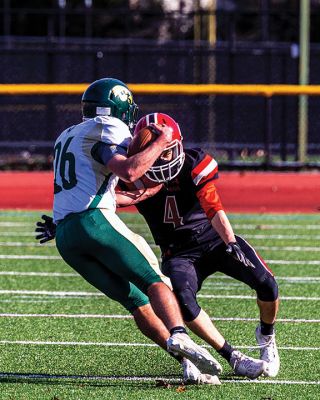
145, 139, 185, 183
134, 113, 185, 183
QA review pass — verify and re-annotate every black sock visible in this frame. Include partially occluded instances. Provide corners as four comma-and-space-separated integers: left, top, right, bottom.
260, 320, 275, 336
170, 326, 187, 335
217, 340, 234, 362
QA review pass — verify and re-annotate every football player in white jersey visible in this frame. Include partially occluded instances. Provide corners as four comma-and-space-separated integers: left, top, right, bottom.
51, 77, 223, 383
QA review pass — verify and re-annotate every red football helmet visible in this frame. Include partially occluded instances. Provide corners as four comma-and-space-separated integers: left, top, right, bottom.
134, 113, 185, 183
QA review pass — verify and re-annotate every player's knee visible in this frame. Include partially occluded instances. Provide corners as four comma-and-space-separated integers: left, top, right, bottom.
256, 274, 279, 302
174, 284, 201, 322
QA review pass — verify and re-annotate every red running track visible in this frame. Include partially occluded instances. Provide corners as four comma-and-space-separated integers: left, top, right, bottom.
0, 171, 319, 213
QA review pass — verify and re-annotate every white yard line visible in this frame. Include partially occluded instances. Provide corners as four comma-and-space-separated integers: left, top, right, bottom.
206, 276, 320, 282
0, 242, 55, 247
203, 282, 315, 288
0, 313, 318, 323
0, 222, 32, 227
0, 290, 101, 296
245, 234, 320, 239
0, 339, 318, 352
224, 379, 320, 385
255, 246, 320, 252
2, 242, 320, 252
0, 254, 319, 266
0, 313, 132, 319
0, 271, 77, 277
233, 224, 320, 230
1, 270, 320, 282
0, 289, 318, 301
197, 294, 320, 301
1, 231, 320, 240
0, 371, 318, 385
3, 220, 318, 229
265, 260, 320, 265
0, 232, 37, 236
0, 255, 61, 259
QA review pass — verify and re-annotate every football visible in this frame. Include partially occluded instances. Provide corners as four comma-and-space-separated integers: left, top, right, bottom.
127, 126, 162, 189
127, 126, 157, 157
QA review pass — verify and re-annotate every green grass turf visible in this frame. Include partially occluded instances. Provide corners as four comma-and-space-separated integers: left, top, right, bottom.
0, 210, 319, 399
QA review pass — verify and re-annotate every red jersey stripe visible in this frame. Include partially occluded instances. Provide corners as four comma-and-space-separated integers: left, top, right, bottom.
192, 154, 212, 178
192, 156, 218, 185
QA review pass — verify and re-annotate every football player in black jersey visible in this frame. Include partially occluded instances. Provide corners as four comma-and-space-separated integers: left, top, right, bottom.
116, 113, 280, 379
36, 112, 279, 381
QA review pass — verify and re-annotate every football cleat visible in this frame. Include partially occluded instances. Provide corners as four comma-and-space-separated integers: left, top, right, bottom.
229, 350, 267, 379
256, 325, 280, 377
181, 358, 221, 385
167, 333, 223, 376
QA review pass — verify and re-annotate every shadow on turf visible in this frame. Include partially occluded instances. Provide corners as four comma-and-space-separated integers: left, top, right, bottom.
0, 372, 183, 387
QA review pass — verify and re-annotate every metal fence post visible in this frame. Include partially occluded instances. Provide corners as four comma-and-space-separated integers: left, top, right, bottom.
298, 0, 310, 163
264, 95, 272, 167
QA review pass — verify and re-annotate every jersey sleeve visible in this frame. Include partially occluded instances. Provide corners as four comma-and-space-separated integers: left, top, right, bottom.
91, 116, 132, 165
98, 116, 132, 150
188, 148, 224, 219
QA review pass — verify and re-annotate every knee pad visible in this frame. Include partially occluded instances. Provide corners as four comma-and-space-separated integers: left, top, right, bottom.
174, 283, 201, 322
256, 274, 279, 302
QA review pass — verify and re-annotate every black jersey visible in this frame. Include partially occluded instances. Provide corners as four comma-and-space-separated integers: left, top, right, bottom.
133, 148, 224, 249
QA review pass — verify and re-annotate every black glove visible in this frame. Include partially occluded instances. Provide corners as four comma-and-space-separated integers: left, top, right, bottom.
35, 215, 56, 244
226, 242, 255, 268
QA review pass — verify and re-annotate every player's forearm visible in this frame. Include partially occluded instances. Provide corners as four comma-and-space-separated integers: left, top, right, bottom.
115, 189, 146, 207
211, 210, 236, 244
123, 136, 169, 182
116, 184, 163, 207
108, 133, 169, 183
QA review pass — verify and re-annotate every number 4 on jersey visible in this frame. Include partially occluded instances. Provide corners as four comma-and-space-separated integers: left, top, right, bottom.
163, 196, 184, 228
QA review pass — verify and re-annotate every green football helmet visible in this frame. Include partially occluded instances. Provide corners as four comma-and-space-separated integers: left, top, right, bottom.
81, 78, 138, 130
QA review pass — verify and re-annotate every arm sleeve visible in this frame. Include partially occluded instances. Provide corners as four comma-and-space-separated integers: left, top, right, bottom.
196, 181, 224, 220
91, 141, 127, 165
188, 149, 224, 219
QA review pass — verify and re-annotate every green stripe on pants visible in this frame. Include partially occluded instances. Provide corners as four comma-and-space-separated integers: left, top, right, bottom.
55, 209, 163, 313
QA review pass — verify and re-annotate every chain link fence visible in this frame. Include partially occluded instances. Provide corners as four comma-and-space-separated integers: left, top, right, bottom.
0, 38, 320, 170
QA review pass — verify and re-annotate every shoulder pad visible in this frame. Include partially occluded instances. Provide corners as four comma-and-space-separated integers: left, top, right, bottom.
186, 148, 219, 186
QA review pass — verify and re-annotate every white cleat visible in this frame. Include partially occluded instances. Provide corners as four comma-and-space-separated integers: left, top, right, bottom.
181, 358, 221, 385
230, 350, 267, 379
256, 325, 280, 377
167, 333, 223, 376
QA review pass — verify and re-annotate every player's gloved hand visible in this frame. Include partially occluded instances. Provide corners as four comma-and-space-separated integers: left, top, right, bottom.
35, 215, 56, 244
226, 242, 255, 268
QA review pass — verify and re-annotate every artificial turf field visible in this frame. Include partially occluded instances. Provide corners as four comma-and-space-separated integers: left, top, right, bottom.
0, 210, 319, 399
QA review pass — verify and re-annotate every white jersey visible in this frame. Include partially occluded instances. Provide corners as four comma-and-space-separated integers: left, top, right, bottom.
53, 116, 132, 223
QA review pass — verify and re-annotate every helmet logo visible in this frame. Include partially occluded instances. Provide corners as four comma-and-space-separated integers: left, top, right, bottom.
111, 85, 133, 104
